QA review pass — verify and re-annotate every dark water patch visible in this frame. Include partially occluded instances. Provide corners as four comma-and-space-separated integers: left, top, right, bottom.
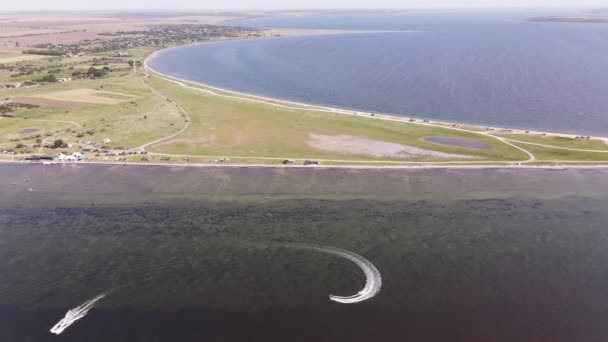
3, 305, 608, 342
2, 165, 608, 340
423, 136, 491, 149
18, 128, 39, 134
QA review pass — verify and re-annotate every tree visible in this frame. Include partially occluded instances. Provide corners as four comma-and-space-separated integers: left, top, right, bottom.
37, 74, 57, 83
53, 139, 64, 148
86, 67, 108, 78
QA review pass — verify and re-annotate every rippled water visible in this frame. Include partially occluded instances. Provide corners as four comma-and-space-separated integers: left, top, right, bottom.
149, 11, 608, 135
2, 164, 608, 341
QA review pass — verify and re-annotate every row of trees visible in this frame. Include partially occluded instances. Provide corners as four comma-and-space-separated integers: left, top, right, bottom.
22, 49, 65, 56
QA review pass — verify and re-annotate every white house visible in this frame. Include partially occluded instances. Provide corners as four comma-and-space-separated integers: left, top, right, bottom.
56, 152, 86, 162
72, 152, 86, 161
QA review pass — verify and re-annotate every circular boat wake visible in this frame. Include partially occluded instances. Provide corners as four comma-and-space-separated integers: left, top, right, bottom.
286, 244, 382, 304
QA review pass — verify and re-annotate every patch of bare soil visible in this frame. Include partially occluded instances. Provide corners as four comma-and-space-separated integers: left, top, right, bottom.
0, 70, 12, 79
308, 134, 477, 159
15, 97, 88, 109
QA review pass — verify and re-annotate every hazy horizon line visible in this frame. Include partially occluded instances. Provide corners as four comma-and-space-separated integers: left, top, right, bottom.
0, 6, 606, 14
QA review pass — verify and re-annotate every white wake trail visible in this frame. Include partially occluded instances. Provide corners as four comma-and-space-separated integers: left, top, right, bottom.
287, 244, 382, 304
50, 293, 107, 335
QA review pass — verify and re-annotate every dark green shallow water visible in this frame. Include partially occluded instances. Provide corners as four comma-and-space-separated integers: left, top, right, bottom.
1, 164, 608, 341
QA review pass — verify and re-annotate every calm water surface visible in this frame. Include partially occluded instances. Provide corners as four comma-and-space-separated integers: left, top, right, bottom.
1, 164, 608, 341
149, 12, 608, 135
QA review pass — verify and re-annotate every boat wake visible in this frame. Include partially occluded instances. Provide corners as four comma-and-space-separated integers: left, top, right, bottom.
45, 244, 379, 336
286, 244, 382, 304
50, 292, 107, 335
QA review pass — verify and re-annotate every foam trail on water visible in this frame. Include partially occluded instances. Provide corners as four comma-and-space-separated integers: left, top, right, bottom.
287, 244, 382, 304
50, 293, 107, 335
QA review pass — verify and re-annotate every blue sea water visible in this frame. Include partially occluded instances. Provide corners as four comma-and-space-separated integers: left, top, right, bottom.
148, 12, 608, 135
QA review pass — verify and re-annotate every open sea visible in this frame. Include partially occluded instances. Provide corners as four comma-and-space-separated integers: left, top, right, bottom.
148, 11, 608, 135
2, 164, 608, 341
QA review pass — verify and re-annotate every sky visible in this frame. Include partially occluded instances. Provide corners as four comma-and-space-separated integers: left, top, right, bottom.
0, 0, 606, 11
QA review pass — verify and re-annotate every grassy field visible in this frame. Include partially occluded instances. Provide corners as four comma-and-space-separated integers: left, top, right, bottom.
0, 118, 73, 151
494, 133, 608, 151
31, 88, 137, 105
0, 54, 49, 64
1, 69, 184, 152
145, 75, 529, 162
511, 142, 608, 162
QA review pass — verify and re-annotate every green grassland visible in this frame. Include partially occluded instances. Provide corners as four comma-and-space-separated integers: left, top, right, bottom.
0, 118, 73, 151
494, 133, 608, 151
511, 142, 608, 162
1, 70, 184, 153
145, 75, 529, 162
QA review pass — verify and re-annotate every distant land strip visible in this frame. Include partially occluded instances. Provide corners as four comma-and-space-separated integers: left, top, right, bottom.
529, 16, 608, 23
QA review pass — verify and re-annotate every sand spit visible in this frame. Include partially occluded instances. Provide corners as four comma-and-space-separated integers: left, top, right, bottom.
308, 134, 477, 159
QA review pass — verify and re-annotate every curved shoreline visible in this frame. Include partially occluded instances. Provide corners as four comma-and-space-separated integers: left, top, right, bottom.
144, 39, 608, 140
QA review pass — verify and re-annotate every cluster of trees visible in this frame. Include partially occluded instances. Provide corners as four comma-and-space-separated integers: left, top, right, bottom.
0, 103, 39, 114
72, 67, 111, 78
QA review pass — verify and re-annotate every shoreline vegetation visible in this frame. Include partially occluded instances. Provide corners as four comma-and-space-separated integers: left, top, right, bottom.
1, 14, 608, 168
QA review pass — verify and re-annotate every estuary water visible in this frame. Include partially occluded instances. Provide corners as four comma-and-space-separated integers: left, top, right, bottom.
2, 164, 608, 341
148, 11, 608, 135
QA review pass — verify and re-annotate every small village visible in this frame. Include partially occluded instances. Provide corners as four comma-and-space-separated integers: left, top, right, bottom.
7, 148, 151, 164
24, 24, 258, 57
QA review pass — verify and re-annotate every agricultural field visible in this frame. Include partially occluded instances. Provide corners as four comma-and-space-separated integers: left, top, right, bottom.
0, 54, 49, 64
20, 88, 137, 106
